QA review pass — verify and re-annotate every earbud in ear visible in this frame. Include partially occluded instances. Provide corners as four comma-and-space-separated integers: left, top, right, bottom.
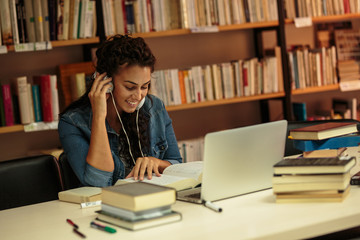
103, 76, 114, 93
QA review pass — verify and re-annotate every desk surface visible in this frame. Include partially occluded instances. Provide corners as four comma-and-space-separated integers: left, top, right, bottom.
2, 148, 360, 240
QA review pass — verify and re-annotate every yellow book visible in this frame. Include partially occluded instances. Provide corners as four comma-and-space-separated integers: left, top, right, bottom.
58, 186, 101, 203
101, 182, 176, 212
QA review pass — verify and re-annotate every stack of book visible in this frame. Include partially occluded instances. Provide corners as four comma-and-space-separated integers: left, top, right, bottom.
272, 156, 356, 203
96, 182, 181, 231
289, 122, 360, 153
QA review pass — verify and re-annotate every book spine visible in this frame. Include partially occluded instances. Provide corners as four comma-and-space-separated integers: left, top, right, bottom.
48, 0, 57, 40
2, 84, 15, 126
41, 0, 50, 41
14, 76, 32, 124
0, 0, 14, 45
32, 0, 45, 42
34, 75, 53, 122
50, 75, 59, 121
32, 85, 42, 122
0, 87, 5, 126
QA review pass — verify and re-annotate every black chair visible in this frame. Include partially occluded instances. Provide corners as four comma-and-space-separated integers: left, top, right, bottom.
58, 152, 80, 190
285, 119, 360, 156
0, 155, 63, 210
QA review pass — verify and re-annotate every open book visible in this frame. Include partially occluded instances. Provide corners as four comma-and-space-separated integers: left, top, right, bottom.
115, 161, 203, 191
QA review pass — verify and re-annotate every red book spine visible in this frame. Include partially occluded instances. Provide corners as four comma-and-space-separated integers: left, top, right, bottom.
2, 84, 14, 126
34, 75, 53, 122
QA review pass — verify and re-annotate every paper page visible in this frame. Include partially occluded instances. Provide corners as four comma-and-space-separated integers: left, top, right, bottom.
163, 161, 203, 181
116, 174, 189, 186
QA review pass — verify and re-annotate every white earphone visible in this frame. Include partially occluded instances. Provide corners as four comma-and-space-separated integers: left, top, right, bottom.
110, 91, 145, 165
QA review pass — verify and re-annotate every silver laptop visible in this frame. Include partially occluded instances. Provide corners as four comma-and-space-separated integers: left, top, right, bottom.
177, 120, 288, 203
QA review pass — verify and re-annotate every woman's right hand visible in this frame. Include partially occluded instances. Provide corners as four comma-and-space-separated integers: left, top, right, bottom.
88, 72, 113, 119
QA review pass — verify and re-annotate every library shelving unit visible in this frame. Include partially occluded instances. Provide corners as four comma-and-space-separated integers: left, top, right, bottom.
283, 10, 360, 118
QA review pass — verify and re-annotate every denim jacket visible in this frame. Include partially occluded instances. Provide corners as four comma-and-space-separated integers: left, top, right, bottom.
58, 95, 182, 187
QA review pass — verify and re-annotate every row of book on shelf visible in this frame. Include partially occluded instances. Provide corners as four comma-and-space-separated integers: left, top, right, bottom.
150, 47, 283, 106
292, 97, 358, 121
287, 45, 338, 90
101, 0, 279, 36
273, 121, 360, 203
0, 74, 59, 127
0, 0, 97, 46
284, 0, 360, 19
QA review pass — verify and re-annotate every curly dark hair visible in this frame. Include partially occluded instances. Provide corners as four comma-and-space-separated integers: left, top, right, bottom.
61, 34, 156, 161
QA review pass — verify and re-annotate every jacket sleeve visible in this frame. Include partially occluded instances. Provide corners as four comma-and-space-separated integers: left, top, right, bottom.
58, 116, 114, 187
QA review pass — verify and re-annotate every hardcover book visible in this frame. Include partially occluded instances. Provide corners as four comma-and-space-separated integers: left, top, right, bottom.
101, 182, 176, 212
272, 173, 351, 192
289, 122, 358, 140
58, 186, 101, 203
33, 75, 53, 122
293, 133, 360, 152
275, 186, 350, 203
96, 210, 182, 231
273, 156, 356, 174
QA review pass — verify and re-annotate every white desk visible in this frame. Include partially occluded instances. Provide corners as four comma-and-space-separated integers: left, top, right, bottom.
1, 148, 360, 240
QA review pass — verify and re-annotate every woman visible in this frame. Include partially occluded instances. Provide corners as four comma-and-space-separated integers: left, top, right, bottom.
58, 34, 182, 187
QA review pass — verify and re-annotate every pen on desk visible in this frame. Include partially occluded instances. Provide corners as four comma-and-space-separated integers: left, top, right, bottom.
73, 228, 86, 238
66, 218, 79, 229
204, 201, 222, 213
90, 221, 117, 233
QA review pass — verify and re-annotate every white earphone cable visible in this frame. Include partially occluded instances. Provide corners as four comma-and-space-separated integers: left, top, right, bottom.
110, 92, 144, 165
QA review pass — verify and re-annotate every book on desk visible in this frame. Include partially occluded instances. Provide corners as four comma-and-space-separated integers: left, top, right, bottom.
273, 156, 355, 203
97, 182, 181, 231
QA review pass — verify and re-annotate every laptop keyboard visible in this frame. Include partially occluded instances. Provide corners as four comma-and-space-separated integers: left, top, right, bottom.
186, 192, 201, 199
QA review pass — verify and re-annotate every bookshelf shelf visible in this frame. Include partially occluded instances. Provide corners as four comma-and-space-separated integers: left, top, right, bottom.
132, 21, 280, 39
292, 84, 340, 95
6, 37, 100, 52
0, 125, 24, 134
218, 21, 279, 31
166, 92, 285, 112
285, 13, 360, 24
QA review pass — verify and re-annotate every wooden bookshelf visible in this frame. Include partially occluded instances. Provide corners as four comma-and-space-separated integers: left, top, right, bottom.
132, 21, 279, 39
166, 92, 285, 112
0, 125, 24, 134
292, 84, 340, 95
285, 13, 360, 24
6, 37, 100, 52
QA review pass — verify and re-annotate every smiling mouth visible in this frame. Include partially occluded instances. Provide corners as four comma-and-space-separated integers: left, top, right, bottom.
126, 100, 137, 107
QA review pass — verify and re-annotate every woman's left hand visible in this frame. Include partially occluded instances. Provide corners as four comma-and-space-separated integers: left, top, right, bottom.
125, 157, 171, 180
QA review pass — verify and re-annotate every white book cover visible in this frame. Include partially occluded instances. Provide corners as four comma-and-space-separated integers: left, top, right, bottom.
170, 69, 182, 105
72, 0, 80, 39
41, 0, 50, 41
32, 0, 44, 42
204, 65, 214, 101
83, 0, 96, 38
50, 75, 59, 121
9, 0, 19, 45
0, 0, 14, 45
63, 0, 70, 40
79, 0, 89, 38
14, 76, 31, 124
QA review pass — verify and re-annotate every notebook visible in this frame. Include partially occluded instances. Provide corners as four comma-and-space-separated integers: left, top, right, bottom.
177, 120, 288, 203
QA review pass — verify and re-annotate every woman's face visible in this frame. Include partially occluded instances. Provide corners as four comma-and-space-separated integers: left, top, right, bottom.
112, 65, 151, 114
